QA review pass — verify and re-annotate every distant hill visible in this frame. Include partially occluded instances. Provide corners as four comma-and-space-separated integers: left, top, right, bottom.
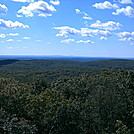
84, 59, 134, 70
0, 59, 20, 66
0, 58, 133, 84
0, 59, 134, 70
0, 55, 133, 62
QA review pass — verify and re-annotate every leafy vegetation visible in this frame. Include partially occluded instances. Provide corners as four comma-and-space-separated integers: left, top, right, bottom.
0, 59, 134, 133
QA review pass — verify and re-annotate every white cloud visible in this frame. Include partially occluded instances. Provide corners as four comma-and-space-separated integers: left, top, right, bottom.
61, 39, 75, 44
75, 9, 81, 14
117, 31, 134, 38
8, 33, 19, 36
16, 14, 23, 17
112, 6, 134, 17
83, 16, 93, 20
53, 26, 112, 38
93, 1, 119, 9
76, 40, 94, 44
7, 39, 14, 42
0, 33, 19, 38
0, 34, 6, 38
119, 0, 133, 4
100, 36, 107, 40
53, 26, 80, 37
90, 20, 122, 30
11, 0, 34, 2
23, 36, 31, 39
75, 9, 93, 20
17, 1, 56, 17
0, 4, 8, 14
61, 39, 94, 44
117, 31, 134, 41
50, 0, 60, 5
75, 9, 88, 16
0, 19, 29, 29
80, 28, 112, 37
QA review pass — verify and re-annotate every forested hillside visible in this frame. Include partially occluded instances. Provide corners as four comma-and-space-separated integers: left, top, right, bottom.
1, 59, 134, 70
0, 59, 134, 134
0, 59, 19, 66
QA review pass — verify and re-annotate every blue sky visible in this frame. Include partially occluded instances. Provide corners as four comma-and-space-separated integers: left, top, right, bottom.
0, 0, 134, 57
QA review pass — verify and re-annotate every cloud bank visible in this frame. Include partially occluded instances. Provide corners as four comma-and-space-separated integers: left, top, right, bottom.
112, 6, 134, 17
0, 19, 29, 29
53, 26, 80, 37
17, 1, 56, 17
117, 31, 134, 41
90, 20, 122, 30
93, 1, 119, 9
53, 26, 112, 37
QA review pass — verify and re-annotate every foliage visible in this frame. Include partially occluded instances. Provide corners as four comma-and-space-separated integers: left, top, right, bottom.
115, 120, 130, 134
0, 59, 134, 133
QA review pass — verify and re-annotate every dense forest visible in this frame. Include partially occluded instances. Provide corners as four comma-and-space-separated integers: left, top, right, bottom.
0, 59, 134, 134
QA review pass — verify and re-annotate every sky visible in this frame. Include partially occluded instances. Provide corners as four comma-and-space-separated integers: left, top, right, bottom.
0, 0, 134, 57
